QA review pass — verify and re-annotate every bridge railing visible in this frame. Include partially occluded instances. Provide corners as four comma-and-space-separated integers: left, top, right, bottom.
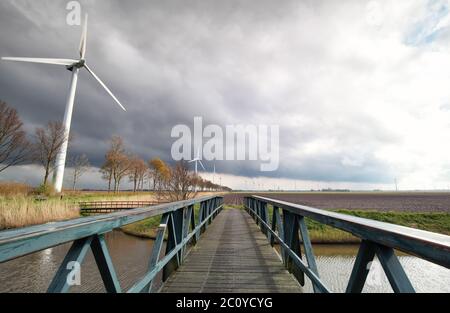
0, 195, 224, 293
79, 201, 165, 214
244, 195, 450, 293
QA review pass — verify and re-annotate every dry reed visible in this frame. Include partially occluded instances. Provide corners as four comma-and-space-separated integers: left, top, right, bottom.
0, 182, 32, 197
0, 196, 80, 230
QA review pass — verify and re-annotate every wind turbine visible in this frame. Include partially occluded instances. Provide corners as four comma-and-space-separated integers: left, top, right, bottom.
2, 15, 126, 192
189, 149, 205, 192
189, 149, 205, 176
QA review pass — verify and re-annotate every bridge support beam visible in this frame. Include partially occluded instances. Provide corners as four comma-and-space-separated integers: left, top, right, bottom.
298, 217, 320, 293
47, 236, 93, 293
283, 210, 305, 286
346, 240, 377, 293
346, 240, 415, 293
199, 201, 206, 236
142, 213, 170, 293
270, 207, 285, 263
91, 234, 122, 293
163, 210, 184, 282
375, 244, 415, 293
47, 234, 122, 293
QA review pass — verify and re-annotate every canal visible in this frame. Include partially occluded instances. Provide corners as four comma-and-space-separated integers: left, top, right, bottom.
0, 231, 448, 293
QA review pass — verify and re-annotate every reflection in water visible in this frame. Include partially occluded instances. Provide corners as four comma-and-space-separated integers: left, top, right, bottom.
0, 233, 448, 293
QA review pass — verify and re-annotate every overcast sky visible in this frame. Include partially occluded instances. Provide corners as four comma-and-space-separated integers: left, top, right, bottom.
1, 0, 450, 190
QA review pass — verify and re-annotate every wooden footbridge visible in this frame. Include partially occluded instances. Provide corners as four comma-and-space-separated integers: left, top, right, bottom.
0, 195, 449, 293
161, 209, 302, 293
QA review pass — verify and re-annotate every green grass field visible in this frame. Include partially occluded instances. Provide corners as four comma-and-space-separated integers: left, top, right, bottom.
260, 204, 449, 243
305, 210, 450, 243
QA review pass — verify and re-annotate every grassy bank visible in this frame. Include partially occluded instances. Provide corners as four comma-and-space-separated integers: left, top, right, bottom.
0, 196, 80, 229
121, 215, 163, 239
121, 204, 202, 239
259, 206, 450, 243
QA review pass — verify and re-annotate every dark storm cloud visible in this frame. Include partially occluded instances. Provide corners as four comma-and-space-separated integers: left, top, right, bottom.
1, 0, 425, 186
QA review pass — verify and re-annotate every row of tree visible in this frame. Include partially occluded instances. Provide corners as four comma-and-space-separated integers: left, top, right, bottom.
100, 135, 231, 200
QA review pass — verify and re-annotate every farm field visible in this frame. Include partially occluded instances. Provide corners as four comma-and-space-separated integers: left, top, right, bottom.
224, 192, 450, 212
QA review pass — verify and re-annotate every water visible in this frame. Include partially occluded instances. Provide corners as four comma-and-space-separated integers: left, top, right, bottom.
0, 232, 448, 293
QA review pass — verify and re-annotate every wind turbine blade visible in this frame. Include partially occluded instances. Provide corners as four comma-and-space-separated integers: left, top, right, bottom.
199, 160, 206, 171
84, 64, 126, 111
2, 57, 77, 66
188, 160, 196, 163
79, 14, 88, 59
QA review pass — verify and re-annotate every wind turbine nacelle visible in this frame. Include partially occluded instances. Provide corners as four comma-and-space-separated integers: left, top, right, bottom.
66, 59, 85, 72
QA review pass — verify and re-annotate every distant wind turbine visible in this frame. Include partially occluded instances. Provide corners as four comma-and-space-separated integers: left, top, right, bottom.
189, 149, 205, 176
189, 149, 205, 192
2, 14, 126, 192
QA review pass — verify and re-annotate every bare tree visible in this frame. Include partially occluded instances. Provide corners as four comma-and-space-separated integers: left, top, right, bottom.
128, 156, 148, 192
138, 163, 149, 191
147, 166, 156, 191
69, 154, 90, 191
112, 152, 131, 192
166, 160, 197, 201
149, 158, 171, 200
100, 154, 114, 192
34, 121, 68, 185
147, 162, 156, 190
100, 136, 131, 193
147, 158, 230, 200
139, 168, 148, 191
150, 160, 198, 202
0, 101, 29, 172
150, 158, 171, 189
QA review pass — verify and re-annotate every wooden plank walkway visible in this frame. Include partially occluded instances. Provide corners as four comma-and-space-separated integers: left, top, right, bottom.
161, 208, 302, 293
